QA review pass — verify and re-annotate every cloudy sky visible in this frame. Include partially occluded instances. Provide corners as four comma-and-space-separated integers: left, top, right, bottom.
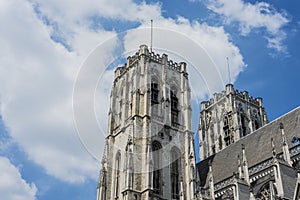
0, 0, 299, 199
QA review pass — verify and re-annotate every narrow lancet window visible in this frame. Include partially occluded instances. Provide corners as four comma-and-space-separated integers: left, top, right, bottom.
171, 149, 180, 199
152, 141, 162, 195
151, 82, 159, 104
241, 114, 247, 136
171, 91, 179, 125
223, 116, 233, 146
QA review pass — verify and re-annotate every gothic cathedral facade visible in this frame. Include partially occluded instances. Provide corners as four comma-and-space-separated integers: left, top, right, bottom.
97, 45, 300, 200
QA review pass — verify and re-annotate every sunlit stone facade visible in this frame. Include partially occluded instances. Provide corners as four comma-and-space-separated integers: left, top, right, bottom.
97, 45, 300, 200
97, 45, 196, 200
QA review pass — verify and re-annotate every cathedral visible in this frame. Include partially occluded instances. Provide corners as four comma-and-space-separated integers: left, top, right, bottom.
96, 45, 300, 200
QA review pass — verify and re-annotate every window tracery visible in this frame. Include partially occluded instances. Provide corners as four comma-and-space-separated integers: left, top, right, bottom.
256, 182, 276, 200
223, 115, 234, 146
171, 91, 179, 126
151, 82, 159, 104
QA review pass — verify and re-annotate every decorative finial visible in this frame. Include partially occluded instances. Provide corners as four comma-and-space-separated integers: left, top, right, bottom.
279, 122, 292, 166
271, 138, 276, 157
279, 122, 284, 130
237, 154, 241, 165
242, 144, 245, 150
233, 172, 239, 178
271, 138, 275, 149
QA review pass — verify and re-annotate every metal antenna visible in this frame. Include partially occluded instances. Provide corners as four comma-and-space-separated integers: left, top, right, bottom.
226, 57, 232, 84
150, 19, 153, 52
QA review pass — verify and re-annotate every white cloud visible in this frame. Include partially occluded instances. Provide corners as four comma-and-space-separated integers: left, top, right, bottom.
0, 0, 246, 185
124, 17, 245, 97
205, 0, 289, 52
0, 0, 117, 183
0, 0, 161, 183
0, 157, 37, 200
31, 0, 161, 47
33, 0, 161, 23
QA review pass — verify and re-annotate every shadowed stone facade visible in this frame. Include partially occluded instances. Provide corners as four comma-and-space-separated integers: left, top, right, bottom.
97, 45, 300, 200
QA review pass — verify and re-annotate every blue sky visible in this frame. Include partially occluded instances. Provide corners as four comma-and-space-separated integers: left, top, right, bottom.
0, 0, 299, 199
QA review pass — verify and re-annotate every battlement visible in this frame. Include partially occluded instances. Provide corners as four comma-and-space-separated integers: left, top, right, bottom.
114, 45, 188, 81
201, 84, 263, 110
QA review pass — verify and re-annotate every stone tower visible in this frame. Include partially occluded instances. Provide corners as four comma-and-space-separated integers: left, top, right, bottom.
198, 84, 268, 160
96, 45, 196, 200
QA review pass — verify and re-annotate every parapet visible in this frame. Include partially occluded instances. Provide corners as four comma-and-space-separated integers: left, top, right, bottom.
201, 85, 263, 110
114, 45, 188, 81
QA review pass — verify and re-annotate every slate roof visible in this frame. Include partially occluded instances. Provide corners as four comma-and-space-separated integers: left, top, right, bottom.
197, 106, 300, 186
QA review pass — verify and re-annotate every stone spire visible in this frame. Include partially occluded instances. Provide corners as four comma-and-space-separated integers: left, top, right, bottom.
249, 189, 256, 200
96, 168, 107, 200
237, 154, 242, 179
189, 136, 196, 199
241, 144, 250, 184
280, 122, 292, 166
271, 138, 284, 197
271, 137, 276, 158
96, 141, 109, 200
208, 161, 215, 200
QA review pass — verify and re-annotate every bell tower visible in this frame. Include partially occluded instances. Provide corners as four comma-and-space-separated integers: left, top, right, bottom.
198, 84, 268, 160
97, 45, 196, 200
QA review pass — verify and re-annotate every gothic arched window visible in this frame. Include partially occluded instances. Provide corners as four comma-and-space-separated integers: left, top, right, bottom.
152, 141, 162, 195
114, 151, 121, 199
170, 148, 181, 199
171, 91, 179, 126
223, 115, 233, 146
171, 91, 178, 110
256, 182, 277, 200
239, 111, 247, 137
151, 82, 159, 104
